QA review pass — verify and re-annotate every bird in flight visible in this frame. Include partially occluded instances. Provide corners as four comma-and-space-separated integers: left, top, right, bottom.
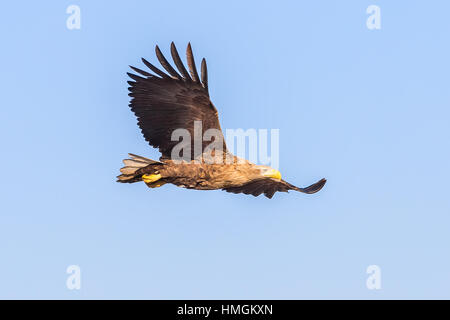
117, 42, 326, 198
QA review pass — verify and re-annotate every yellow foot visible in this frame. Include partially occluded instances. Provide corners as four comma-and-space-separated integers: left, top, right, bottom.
147, 181, 166, 188
142, 173, 161, 184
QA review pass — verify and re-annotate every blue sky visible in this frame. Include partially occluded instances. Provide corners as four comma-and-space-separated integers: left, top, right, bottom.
0, 1, 449, 299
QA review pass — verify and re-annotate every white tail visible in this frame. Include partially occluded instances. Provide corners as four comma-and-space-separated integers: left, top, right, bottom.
117, 153, 161, 183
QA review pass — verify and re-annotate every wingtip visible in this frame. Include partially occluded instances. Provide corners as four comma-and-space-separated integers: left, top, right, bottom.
303, 178, 327, 194
200, 58, 208, 91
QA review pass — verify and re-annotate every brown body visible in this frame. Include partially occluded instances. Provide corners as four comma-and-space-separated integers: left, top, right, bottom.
141, 158, 261, 190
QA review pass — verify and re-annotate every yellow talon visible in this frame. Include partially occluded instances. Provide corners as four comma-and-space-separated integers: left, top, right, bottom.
148, 181, 166, 188
142, 173, 161, 184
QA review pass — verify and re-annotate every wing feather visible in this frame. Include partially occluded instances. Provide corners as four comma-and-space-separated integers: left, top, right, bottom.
170, 42, 191, 80
129, 65, 152, 77
141, 58, 169, 78
155, 45, 181, 79
223, 178, 326, 199
128, 43, 227, 159
126, 72, 146, 82
186, 43, 200, 82
201, 58, 208, 93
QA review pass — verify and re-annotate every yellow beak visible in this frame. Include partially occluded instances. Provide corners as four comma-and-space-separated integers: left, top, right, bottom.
263, 169, 282, 180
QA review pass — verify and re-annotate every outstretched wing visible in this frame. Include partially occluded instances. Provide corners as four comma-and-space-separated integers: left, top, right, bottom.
223, 178, 327, 199
128, 42, 227, 160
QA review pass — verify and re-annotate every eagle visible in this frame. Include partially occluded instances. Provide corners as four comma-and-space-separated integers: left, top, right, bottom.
117, 42, 326, 199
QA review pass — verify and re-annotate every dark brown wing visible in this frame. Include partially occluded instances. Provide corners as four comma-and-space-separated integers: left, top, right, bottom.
128, 42, 227, 159
223, 178, 327, 199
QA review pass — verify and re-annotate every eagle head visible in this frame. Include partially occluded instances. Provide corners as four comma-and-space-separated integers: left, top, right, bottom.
258, 166, 282, 180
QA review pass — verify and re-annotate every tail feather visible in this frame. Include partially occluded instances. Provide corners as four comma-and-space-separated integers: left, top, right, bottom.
120, 166, 141, 175
122, 159, 149, 167
128, 153, 158, 163
117, 154, 161, 183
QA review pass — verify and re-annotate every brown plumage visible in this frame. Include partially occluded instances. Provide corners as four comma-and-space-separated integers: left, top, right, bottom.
117, 42, 326, 198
